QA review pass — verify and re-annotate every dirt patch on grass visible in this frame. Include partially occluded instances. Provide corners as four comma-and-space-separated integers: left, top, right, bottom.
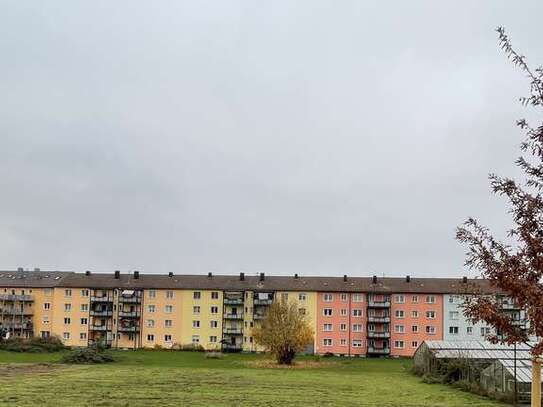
245, 359, 339, 369
0, 363, 63, 376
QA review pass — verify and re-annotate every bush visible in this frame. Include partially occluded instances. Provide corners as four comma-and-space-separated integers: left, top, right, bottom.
421, 373, 444, 384
322, 352, 335, 358
60, 348, 114, 364
0, 337, 67, 353
204, 352, 224, 359
170, 343, 206, 352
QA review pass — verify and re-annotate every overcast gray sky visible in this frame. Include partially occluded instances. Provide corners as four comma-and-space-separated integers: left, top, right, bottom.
1, 1, 542, 277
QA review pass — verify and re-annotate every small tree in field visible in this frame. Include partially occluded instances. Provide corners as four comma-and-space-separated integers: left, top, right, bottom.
456, 27, 543, 356
253, 300, 313, 365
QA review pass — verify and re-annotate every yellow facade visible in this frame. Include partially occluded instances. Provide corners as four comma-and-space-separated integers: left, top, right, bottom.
50, 287, 90, 347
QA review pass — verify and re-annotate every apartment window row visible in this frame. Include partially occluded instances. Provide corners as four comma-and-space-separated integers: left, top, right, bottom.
322, 293, 364, 302
394, 310, 436, 319
322, 339, 364, 347
144, 334, 217, 344
145, 290, 219, 300
448, 326, 491, 336
322, 323, 364, 332
322, 308, 364, 317
393, 341, 420, 349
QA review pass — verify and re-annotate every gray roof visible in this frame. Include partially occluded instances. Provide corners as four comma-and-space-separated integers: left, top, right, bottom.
0, 270, 74, 288
497, 359, 542, 384
422, 340, 535, 361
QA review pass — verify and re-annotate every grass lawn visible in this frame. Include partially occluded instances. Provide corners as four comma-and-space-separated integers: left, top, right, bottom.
0, 350, 505, 407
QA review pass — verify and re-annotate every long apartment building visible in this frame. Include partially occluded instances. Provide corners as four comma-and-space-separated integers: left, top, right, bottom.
0, 269, 520, 357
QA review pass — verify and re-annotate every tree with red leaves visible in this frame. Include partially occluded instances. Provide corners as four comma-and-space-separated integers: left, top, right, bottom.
456, 27, 543, 357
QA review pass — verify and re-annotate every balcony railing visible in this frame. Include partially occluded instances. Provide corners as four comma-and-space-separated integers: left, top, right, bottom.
223, 313, 244, 320
253, 314, 266, 320
223, 328, 243, 335
90, 310, 113, 317
119, 296, 141, 304
222, 343, 243, 351
0, 308, 33, 315
367, 347, 390, 354
224, 298, 243, 305
367, 316, 390, 323
253, 299, 273, 306
90, 296, 113, 303
89, 325, 109, 331
367, 331, 390, 338
5, 323, 33, 330
367, 300, 390, 308
118, 311, 140, 318
0, 294, 33, 302
118, 326, 139, 333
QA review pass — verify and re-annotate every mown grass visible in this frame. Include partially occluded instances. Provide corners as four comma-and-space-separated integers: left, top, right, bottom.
0, 350, 505, 407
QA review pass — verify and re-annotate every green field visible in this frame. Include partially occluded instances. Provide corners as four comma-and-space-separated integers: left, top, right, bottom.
0, 350, 504, 407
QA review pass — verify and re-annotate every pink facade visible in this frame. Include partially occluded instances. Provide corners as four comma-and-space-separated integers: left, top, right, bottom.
316, 292, 366, 356
389, 293, 443, 357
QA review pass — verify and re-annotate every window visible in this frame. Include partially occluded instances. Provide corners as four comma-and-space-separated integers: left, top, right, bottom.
80, 304, 88, 312
210, 306, 218, 314
63, 332, 70, 340
411, 310, 419, 318
411, 341, 419, 348
323, 293, 333, 302
192, 320, 200, 328
298, 307, 306, 315
340, 293, 348, 302
80, 332, 87, 340
323, 338, 333, 347
148, 290, 156, 298
164, 335, 172, 342
352, 324, 363, 332
395, 310, 404, 319
426, 326, 436, 334
80, 318, 87, 325
449, 326, 459, 334
165, 320, 173, 328
425, 295, 435, 304
165, 305, 173, 313
394, 295, 404, 304
449, 311, 459, 320
467, 326, 473, 335
448, 296, 454, 303
394, 340, 404, 349
426, 311, 436, 319
64, 317, 71, 325
352, 293, 363, 302
193, 291, 201, 300
323, 308, 333, 316
209, 336, 217, 343
211, 291, 219, 299
65, 289, 72, 297
80, 289, 89, 297
147, 334, 154, 342
64, 303, 72, 312
412, 295, 419, 303
340, 323, 347, 331
395, 325, 404, 333
411, 325, 419, 333
193, 306, 201, 314
352, 309, 363, 317
44, 288, 52, 296
43, 303, 51, 310
298, 293, 307, 302
42, 316, 49, 324
192, 335, 200, 344
481, 327, 491, 336
210, 320, 218, 328
323, 323, 333, 332
340, 338, 347, 346
146, 319, 155, 328
352, 339, 363, 347
340, 308, 347, 316
148, 305, 155, 313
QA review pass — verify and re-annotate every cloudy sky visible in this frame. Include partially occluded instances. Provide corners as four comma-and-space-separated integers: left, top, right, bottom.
1, 1, 542, 277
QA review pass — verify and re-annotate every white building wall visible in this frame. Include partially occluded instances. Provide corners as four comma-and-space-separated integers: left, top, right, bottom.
442, 294, 494, 341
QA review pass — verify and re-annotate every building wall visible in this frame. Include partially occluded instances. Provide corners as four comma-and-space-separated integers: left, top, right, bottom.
140, 289, 182, 349
316, 292, 367, 356
50, 287, 90, 347
442, 294, 493, 341
179, 289, 223, 350
390, 293, 443, 357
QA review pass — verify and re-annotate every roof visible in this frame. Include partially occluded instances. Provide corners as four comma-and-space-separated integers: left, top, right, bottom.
0, 270, 499, 293
496, 359, 543, 384
421, 340, 535, 361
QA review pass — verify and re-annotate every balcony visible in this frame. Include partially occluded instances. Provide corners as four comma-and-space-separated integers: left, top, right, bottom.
224, 298, 243, 305
89, 325, 108, 331
367, 331, 390, 338
118, 326, 139, 333
118, 310, 140, 318
90, 296, 112, 303
5, 323, 33, 330
0, 294, 33, 302
367, 347, 390, 354
90, 310, 113, 317
224, 313, 244, 320
222, 343, 243, 351
253, 314, 266, 320
119, 296, 141, 304
1, 308, 34, 315
367, 300, 390, 308
223, 327, 243, 335
367, 316, 390, 323
253, 299, 273, 306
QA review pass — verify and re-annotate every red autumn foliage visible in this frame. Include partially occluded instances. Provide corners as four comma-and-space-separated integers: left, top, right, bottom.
456, 27, 543, 357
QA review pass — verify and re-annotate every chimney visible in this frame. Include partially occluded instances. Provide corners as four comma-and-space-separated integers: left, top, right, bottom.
240, 272, 245, 281
372, 275, 377, 284
17, 267, 23, 272
343, 275, 348, 282
406, 275, 411, 283
462, 276, 468, 284
34, 268, 40, 272
85, 270, 91, 276
168, 272, 173, 277
133, 271, 140, 279
207, 272, 212, 278
294, 273, 299, 279
114, 270, 120, 279
259, 272, 265, 282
